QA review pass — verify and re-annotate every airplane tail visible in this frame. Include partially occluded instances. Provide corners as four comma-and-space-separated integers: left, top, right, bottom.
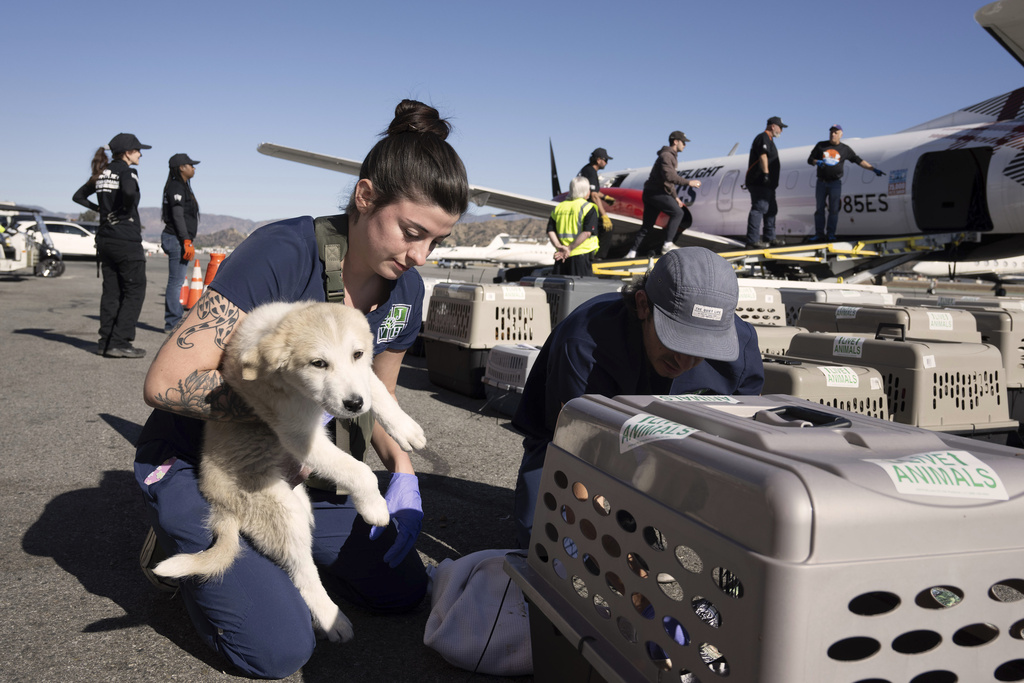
486, 233, 511, 249
549, 139, 561, 197
152, 512, 242, 580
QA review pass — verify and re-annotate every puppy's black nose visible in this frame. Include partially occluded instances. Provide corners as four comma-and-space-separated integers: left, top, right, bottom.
343, 397, 363, 413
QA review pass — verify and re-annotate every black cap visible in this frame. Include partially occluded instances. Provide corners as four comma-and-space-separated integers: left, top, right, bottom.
592, 147, 612, 161
108, 133, 151, 154
669, 131, 691, 144
766, 116, 788, 129
169, 153, 200, 167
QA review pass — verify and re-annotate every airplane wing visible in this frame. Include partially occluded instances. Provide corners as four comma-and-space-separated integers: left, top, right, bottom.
258, 142, 564, 218
976, 0, 1024, 68
257, 142, 742, 252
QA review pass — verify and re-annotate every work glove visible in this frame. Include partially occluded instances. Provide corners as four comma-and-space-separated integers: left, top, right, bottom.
601, 215, 613, 231
182, 239, 195, 262
600, 193, 616, 205
369, 472, 423, 567
761, 173, 770, 185
872, 168, 886, 176
816, 159, 826, 167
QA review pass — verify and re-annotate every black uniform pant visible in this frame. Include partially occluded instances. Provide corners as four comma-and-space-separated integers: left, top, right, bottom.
97, 237, 146, 351
630, 191, 685, 255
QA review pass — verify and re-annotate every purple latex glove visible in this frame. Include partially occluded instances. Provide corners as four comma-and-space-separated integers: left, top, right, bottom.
368, 472, 423, 568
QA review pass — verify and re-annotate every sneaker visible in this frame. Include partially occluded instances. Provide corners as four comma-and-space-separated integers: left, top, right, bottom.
624, 250, 637, 259
804, 234, 824, 244
745, 241, 769, 250
769, 239, 786, 248
104, 345, 146, 359
661, 242, 679, 254
139, 527, 179, 593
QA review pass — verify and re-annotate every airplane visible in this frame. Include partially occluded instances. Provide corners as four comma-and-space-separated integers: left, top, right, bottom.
429, 232, 555, 267
258, 0, 1024, 263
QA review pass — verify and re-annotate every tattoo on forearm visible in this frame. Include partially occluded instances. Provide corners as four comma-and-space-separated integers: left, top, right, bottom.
177, 293, 239, 350
150, 369, 256, 422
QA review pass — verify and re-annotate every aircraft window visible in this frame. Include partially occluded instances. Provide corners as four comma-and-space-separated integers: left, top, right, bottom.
610, 174, 628, 188
862, 169, 878, 184
809, 173, 816, 188
785, 171, 798, 190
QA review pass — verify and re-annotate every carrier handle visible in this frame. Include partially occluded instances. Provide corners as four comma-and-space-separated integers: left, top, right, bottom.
754, 404, 852, 429
874, 322, 906, 341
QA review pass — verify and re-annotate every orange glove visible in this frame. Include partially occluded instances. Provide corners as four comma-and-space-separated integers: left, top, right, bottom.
182, 239, 195, 262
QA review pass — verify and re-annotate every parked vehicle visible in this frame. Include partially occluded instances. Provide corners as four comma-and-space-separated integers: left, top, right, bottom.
0, 207, 65, 277
11, 216, 96, 258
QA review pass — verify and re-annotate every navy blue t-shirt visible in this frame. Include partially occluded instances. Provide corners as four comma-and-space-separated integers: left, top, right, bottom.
137, 215, 424, 461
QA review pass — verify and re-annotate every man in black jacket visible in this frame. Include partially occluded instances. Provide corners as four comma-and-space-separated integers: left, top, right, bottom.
577, 147, 614, 257
626, 131, 701, 258
745, 116, 787, 249
807, 125, 884, 242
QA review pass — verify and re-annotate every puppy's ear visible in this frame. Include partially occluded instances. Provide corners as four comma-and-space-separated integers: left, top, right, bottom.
256, 328, 292, 373
239, 347, 261, 381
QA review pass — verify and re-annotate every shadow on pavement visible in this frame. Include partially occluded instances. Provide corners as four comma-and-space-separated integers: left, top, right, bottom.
21, 469, 226, 672
13, 327, 96, 352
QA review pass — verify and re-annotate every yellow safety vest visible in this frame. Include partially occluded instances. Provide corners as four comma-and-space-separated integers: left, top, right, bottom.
551, 198, 599, 257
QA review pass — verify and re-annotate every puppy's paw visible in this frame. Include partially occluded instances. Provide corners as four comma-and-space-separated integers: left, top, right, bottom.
319, 610, 354, 644
353, 491, 391, 528
384, 414, 427, 452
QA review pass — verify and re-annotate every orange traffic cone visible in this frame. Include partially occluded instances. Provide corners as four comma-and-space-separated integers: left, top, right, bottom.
184, 259, 203, 309
178, 274, 189, 306
203, 252, 226, 292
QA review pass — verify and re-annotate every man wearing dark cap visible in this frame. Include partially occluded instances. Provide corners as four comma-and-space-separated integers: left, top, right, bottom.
161, 153, 201, 331
577, 147, 614, 257
807, 125, 885, 242
626, 131, 702, 258
510, 247, 764, 547
745, 116, 787, 249
95, 132, 152, 358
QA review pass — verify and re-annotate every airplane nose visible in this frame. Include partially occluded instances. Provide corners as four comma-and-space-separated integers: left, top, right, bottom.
343, 397, 363, 413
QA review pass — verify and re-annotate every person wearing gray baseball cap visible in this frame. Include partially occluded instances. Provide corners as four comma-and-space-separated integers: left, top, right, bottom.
510, 247, 764, 547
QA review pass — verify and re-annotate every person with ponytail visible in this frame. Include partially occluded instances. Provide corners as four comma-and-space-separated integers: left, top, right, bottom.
134, 100, 468, 677
160, 153, 201, 331
73, 133, 152, 358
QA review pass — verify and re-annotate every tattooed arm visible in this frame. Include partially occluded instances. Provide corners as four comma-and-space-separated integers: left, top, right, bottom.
143, 289, 257, 422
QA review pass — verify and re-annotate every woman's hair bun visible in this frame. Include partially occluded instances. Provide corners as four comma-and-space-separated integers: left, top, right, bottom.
385, 99, 452, 141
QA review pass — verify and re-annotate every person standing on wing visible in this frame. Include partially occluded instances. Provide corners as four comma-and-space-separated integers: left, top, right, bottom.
806, 124, 885, 242
626, 131, 701, 258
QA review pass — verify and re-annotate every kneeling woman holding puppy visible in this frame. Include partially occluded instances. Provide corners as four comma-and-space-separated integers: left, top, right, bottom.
134, 100, 468, 678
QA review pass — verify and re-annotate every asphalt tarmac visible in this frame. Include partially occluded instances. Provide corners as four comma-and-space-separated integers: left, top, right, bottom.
0, 258, 532, 682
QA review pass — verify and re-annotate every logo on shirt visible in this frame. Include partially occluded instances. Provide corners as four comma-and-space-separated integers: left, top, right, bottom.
377, 304, 411, 344
822, 149, 842, 166
174, 194, 182, 202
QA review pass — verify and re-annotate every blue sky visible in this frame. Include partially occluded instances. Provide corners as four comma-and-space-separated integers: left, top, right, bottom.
3, 0, 1020, 223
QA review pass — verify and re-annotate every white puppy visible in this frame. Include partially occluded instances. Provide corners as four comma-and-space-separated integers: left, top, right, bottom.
154, 301, 426, 643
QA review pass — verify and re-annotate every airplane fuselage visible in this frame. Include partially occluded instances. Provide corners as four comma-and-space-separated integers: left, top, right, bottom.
594, 107, 1024, 256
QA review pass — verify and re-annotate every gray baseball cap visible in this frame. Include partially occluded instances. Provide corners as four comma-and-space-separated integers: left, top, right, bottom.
645, 247, 739, 361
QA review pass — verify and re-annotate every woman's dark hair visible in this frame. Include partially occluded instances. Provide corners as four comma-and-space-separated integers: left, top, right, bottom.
89, 147, 109, 181
346, 99, 469, 218
165, 166, 199, 212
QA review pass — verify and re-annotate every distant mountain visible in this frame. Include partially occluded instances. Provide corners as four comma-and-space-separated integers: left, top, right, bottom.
68, 206, 549, 249
137, 207, 279, 240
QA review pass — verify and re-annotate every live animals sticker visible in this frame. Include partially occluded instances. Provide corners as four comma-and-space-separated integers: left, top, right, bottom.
865, 450, 1008, 500
818, 366, 859, 388
619, 413, 698, 453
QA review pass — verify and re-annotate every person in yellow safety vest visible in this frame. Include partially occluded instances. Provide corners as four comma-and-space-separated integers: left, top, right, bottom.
547, 175, 600, 277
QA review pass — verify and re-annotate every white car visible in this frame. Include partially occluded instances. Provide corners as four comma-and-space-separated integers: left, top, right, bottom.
16, 219, 96, 257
